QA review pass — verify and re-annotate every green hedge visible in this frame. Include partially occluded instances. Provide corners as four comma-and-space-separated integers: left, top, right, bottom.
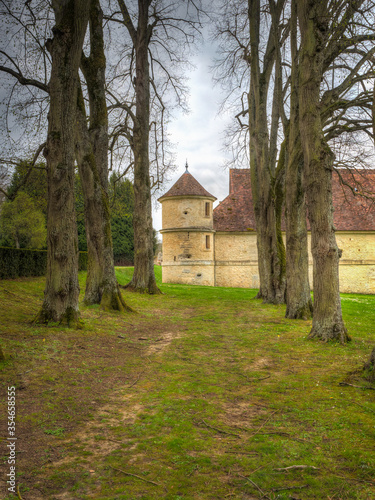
0, 247, 88, 279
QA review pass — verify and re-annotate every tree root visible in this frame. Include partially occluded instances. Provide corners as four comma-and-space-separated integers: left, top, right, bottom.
100, 285, 135, 312
33, 306, 84, 329
308, 324, 351, 344
122, 281, 162, 295
285, 300, 313, 320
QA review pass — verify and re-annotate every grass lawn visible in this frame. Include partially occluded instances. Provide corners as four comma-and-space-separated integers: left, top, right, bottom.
0, 266, 375, 499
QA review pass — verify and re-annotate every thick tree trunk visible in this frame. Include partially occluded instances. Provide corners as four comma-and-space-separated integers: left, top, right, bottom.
76, 0, 132, 312
125, 0, 160, 294
248, 0, 286, 304
285, 0, 312, 320
285, 138, 312, 319
297, 0, 349, 342
35, 0, 90, 327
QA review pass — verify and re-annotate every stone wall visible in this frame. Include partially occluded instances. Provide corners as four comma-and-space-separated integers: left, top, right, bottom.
161, 197, 214, 230
161, 229, 215, 286
161, 212, 375, 294
162, 230, 215, 263
311, 232, 375, 294
162, 263, 215, 286
214, 232, 259, 288
214, 231, 375, 293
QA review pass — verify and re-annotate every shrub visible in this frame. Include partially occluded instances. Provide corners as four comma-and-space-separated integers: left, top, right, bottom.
0, 247, 88, 279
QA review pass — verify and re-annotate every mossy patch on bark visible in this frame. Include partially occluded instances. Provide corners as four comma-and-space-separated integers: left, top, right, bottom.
100, 285, 136, 312
362, 348, 375, 383
33, 306, 84, 329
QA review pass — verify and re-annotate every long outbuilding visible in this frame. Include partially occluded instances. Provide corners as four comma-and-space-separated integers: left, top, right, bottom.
158, 167, 375, 294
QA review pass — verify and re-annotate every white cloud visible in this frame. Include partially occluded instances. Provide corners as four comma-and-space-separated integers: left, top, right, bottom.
153, 46, 234, 232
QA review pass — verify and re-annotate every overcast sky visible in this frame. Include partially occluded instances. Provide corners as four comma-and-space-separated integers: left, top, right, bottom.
152, 40, 234, 233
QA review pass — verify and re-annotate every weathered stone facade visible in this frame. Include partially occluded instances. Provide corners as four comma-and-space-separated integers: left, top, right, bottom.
159, 168, 375, 294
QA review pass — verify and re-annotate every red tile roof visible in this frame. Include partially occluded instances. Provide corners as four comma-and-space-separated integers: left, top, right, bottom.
214, 169, 256, 232
158, 171, 216, 201
213, 168, 375, 232
332, 169, 375, 230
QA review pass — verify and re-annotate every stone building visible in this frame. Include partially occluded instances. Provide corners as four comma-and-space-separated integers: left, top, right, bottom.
158, 166, 375, 294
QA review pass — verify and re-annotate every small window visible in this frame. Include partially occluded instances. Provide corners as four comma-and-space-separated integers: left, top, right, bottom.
206, 235, 210, 249
205, 202, 210, 217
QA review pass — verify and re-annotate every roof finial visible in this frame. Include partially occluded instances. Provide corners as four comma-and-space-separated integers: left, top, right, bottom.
185, 160, 189, 173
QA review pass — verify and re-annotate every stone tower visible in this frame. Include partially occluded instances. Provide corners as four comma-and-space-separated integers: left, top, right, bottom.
158, 164, 217, 285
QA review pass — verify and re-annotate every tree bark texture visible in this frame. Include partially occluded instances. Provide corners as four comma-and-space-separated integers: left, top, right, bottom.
248, 0, 286, 304
35, 0, 90, 327
285, 0, 313, 320
297, 0, 349, 342
76, 0, 132, 312
363, 347, 375, 383
124, 0, 160, 294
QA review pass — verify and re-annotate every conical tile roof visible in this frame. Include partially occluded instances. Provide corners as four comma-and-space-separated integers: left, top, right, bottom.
158, 169, 216, 201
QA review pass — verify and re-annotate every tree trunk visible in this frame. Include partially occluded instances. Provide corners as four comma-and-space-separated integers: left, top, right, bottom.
125, 0, 160, 294
297, 0, 349, 342
35, 0, 90, 327
363, 348, 375, 383
285, 0, 312, 319
76, 0, 132, 312
248, 0, 286, 304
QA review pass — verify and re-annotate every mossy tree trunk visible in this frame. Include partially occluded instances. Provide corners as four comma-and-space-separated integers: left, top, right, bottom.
248, 0, 286, 304
75, 0, 132, 312
120, 0, 160, 294
285, 0, 313, 320
35, 0, 90, 327
363, 348, 375, 383
297, 0, 349, 342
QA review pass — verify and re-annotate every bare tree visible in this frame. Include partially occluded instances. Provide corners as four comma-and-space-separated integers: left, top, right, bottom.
297, 0, 351, 342
213, 0, 288, 304
285, 0, 313, 319
75, 0, 132, 311
0, 0, 51, 167
34, 0, 90, 326
214, 0, 375, 324
0, 0, 133, 313
105, 0, 203, 294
